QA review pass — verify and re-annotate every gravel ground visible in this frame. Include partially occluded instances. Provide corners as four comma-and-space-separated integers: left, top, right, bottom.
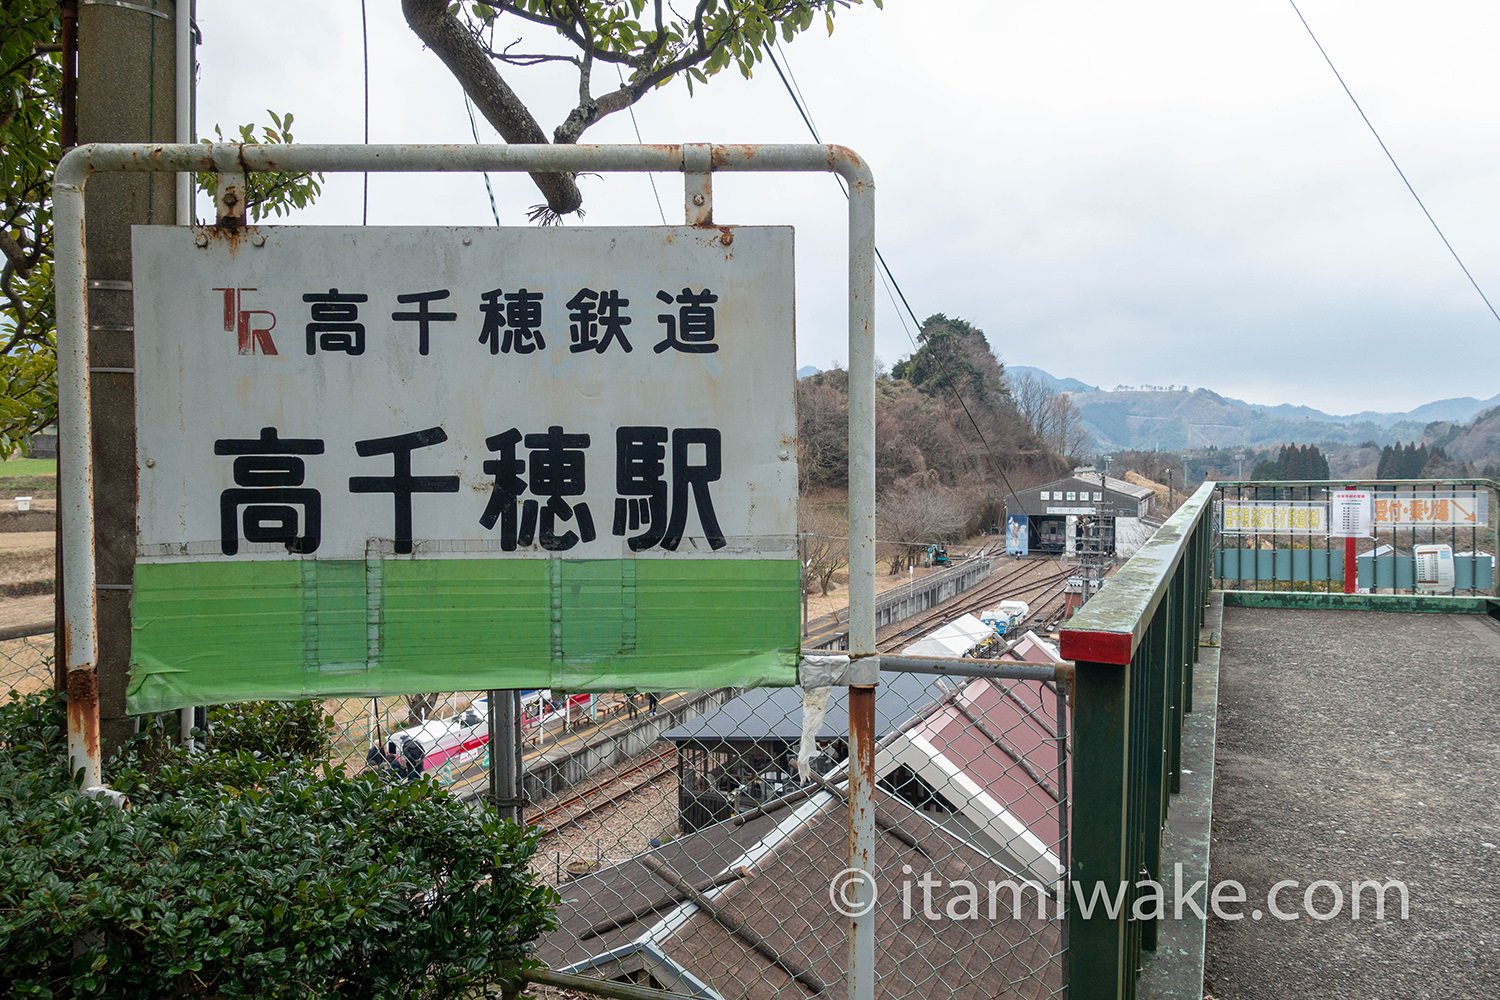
531, 744, 683, 888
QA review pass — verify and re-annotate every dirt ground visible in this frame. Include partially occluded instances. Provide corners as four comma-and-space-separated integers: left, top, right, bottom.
799, 541, 996, 623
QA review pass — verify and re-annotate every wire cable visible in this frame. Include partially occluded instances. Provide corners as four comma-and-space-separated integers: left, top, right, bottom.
618, 64, 668, 225
361, 0, 369, 224
464, 93, 503, 226
763, 42, 1040, 519
1288, 0, 1500, 325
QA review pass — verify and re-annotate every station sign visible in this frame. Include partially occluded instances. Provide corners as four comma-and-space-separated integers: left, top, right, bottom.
1373, 491, 1489, 528
129, 225, 799, 712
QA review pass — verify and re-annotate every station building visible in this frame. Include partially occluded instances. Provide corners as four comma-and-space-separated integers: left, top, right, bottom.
1003, 470, 1158, 558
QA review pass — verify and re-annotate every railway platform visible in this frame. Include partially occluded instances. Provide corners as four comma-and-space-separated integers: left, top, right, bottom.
1202, 605, 1500, 1000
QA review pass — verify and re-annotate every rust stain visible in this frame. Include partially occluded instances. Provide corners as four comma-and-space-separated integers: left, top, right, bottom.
66, 665, 100, 760
197, 224, 256, 257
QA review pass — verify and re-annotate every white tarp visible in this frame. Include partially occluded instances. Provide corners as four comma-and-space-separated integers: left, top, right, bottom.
902, 613, 993, 658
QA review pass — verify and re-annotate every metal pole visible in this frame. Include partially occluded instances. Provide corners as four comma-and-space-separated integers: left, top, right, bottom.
488, 690, 521, 823
175, 0, 196, 746
54, 153, 99, 788
175, 0, 192, 224
801, 530, 809, 637
843, 149, 877, 1000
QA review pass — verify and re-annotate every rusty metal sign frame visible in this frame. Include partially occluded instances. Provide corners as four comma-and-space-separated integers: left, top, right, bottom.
54, 141, 879, 1000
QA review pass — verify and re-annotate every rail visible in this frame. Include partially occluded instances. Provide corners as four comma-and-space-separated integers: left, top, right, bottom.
1059, 481, 1215, 1000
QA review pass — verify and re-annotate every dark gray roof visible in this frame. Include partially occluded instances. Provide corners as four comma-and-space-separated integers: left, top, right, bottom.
659, 670, 947, 744
537, 789, 1062, 1000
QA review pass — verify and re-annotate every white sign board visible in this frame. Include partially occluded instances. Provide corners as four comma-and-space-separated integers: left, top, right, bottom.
1373, 491, 1489, 528
128, 225, 800, 711
1330, 490, 1373, 538
135, 226, 796, 561
1219, 501, 1327, 535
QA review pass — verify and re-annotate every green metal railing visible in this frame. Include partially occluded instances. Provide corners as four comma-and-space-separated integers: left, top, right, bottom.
1212, 478, 1499, 596
1059, 481, 1215, 1000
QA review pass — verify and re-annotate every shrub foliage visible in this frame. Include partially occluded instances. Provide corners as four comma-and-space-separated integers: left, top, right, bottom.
0, 692, 556, 999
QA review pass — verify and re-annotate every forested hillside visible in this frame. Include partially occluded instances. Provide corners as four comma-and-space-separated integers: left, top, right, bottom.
796, 315, 1071, 570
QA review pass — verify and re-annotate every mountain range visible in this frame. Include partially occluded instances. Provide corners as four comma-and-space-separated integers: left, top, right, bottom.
1009, 366, 1500, 452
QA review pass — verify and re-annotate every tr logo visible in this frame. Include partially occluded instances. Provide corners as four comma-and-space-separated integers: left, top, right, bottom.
214, 287, 278, 355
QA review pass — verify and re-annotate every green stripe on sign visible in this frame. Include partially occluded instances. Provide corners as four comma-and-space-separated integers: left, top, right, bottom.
128, 558, 800, 713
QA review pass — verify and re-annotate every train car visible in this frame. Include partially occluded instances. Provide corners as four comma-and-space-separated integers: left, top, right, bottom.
371, 699, 491, 779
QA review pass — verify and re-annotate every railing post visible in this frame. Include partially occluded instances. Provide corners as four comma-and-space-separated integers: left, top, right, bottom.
1069, 657, 1131, 1000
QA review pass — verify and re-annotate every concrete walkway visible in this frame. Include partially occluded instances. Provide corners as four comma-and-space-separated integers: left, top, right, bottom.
1205, 607, 1500, 1000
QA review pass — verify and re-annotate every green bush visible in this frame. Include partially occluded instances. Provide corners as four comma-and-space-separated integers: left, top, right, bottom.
0, 692, 557, 999
205, 699, 337, 759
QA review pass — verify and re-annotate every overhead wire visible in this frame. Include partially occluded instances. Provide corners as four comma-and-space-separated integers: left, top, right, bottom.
1288, 0, 1500, 326
464, 94, 503, 226
618, 64, 669, 225
764, 39, 1039, 518
463, 16, 503, 225
361, 0, 369, 224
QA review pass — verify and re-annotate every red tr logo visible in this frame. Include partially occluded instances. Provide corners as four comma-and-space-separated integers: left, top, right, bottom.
214, 287, 278, 355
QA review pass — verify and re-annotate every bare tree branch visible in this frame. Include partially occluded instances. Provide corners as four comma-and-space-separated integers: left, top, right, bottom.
486, 39, 580, 67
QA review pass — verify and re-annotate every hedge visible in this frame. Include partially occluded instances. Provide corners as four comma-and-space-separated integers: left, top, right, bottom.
0, 692, 557, 999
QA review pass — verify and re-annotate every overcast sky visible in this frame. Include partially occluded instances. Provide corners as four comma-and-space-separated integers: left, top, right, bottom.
195, 1, 1500, 416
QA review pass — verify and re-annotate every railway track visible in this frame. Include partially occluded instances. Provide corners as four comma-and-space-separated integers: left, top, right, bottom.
799, 547, 999, 649
875, 563, 1077, 653
529, 748, 679, 835
801, 544, 1091, 652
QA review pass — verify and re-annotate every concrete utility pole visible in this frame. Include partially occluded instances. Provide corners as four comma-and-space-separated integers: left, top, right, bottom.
74, 0, 188, 758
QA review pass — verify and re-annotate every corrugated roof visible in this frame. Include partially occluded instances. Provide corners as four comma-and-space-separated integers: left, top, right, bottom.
660, 670, 947, 744
539, 789, 1062, 999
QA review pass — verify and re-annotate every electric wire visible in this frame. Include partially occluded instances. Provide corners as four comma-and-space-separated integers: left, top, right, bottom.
464, 93, 503, 226
618, 64, 668, 225
763, 42, 1039, 518
461, 17, 503, 226
361, 0, 369, 224
1288, 0, 1500, 326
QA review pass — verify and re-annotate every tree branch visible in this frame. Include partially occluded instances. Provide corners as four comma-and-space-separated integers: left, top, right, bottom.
485, 39, 579, 68
0, 230, 30, 278
402, 0, 583, 218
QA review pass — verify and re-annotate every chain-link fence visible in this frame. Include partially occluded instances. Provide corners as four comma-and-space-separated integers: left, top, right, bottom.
523, 666, 1069, 1000
0, 621, 54, 699
314, 669, 1072, 999
2, 623, 1071, 999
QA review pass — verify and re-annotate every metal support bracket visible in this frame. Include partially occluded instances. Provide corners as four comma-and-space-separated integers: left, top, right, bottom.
215, 171, 246, 227
684, 143, 712, 226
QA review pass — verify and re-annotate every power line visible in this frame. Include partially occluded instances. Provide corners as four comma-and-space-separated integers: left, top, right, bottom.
618, 64, 668, 225
463, 93, 502, 226
361, 0, 369, 224
1288, 0, 1500, 326
762, 42, 1040, 518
